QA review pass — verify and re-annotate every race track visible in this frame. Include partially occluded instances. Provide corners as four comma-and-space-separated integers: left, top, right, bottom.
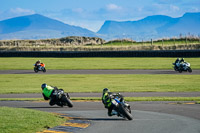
1, 69, 200, 133
0, 100, 200, 133
0, 69, 200, 74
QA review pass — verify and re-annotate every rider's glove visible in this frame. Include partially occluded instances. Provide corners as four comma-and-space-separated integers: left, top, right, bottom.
110, 95, 114, 99
53, 92, 57, 95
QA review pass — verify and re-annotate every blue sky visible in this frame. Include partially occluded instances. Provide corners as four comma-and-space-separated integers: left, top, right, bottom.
0, 0, 199, 32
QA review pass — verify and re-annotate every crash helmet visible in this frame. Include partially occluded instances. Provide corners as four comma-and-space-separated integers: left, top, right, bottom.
41, 83, 47, 90
103, 88, 109, 94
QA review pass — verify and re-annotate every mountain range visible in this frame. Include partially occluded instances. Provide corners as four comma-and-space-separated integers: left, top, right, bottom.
98, 12, 200, 40
0, 12, 199, 41
0, 14, 97, 40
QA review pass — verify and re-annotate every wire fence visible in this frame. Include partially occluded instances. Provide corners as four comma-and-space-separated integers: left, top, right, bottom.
0, 37, 200, 51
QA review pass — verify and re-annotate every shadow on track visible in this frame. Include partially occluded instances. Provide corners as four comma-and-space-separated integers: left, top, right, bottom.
73, 117, 125, 121
14, 72, 35, 74
153, 70, 192, 74
25, 106, 61, 109
153, 70, 176, 74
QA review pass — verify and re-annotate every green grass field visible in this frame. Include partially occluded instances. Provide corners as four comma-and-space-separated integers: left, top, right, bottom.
70, 97, 200, 102
0, 74, 199, 94
1, 56, 199, 133
0, 107, 66, 133
0, 57, 200, 70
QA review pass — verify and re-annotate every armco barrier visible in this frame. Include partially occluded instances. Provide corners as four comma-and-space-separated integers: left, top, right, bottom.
0, 50, 200, 57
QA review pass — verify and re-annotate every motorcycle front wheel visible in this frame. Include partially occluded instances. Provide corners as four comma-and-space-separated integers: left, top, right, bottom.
43, 68, 46, 72
118, 104, 133, 120
61, 95, 73, 107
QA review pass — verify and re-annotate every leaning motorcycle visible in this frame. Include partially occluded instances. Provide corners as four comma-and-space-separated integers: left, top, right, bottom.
34, 63, 46, 73
111, 93, 133, 120
52, 89, 73, 107
172, 62, 192, 73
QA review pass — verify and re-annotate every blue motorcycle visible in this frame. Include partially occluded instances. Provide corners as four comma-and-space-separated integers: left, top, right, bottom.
111, 93, 133, 120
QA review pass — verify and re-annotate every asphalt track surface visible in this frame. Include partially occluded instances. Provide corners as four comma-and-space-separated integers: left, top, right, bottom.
1, 69, 200, 133
1, 69, 200, 74
0, 100, 200, 133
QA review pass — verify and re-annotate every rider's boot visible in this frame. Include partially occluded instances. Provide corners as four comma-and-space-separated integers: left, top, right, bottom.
111, 110, 118, 116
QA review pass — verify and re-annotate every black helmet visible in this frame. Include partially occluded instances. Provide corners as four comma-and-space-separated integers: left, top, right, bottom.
103, 88, 109, 94
41, 83, 47, 90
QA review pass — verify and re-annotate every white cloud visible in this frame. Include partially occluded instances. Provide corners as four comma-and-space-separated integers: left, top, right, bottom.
0, 8, 35, 20
191, 7, 199, 12
106, 4, 122, 11
69, 20, 104, 32
170, 5, 180, 12
148, 3, 182, 17
10, 8, 35, 14
72, 8, 84, 13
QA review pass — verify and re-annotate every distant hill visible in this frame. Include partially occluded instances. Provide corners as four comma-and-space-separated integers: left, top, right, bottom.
0, 14, 97, 40
1, 12, 200, 41
98, 12, 200, 40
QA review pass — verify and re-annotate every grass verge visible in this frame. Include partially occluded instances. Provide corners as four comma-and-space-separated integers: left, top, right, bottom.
0, 57, 200, 70
0, 107, 66, 133
0, 97, 200, 102
71, 97, 200, 102
0, 74, 200, 94
0, 98, 43, 101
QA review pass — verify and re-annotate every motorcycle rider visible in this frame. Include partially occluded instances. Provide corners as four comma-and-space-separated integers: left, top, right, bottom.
35, 60, 41, 69
180, 58, 185, 63
174, 58, 180, 70
179, 58, 185, 68
102, 88, 123, 116
41, 83, 62, 106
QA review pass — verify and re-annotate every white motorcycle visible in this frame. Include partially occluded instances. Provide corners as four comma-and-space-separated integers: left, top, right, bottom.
173, 62, 192, 73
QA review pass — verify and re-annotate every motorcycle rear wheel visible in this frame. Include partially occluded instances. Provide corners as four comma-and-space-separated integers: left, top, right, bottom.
178, 69, 182, 73
34, 68, 38, 73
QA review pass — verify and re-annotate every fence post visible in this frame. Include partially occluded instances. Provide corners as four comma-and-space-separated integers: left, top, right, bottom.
151, 39, 153, 45
162, 39, 164, 46
185, 37, 188, 45
173, 38, 175, 46
81, 37, 83, 45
